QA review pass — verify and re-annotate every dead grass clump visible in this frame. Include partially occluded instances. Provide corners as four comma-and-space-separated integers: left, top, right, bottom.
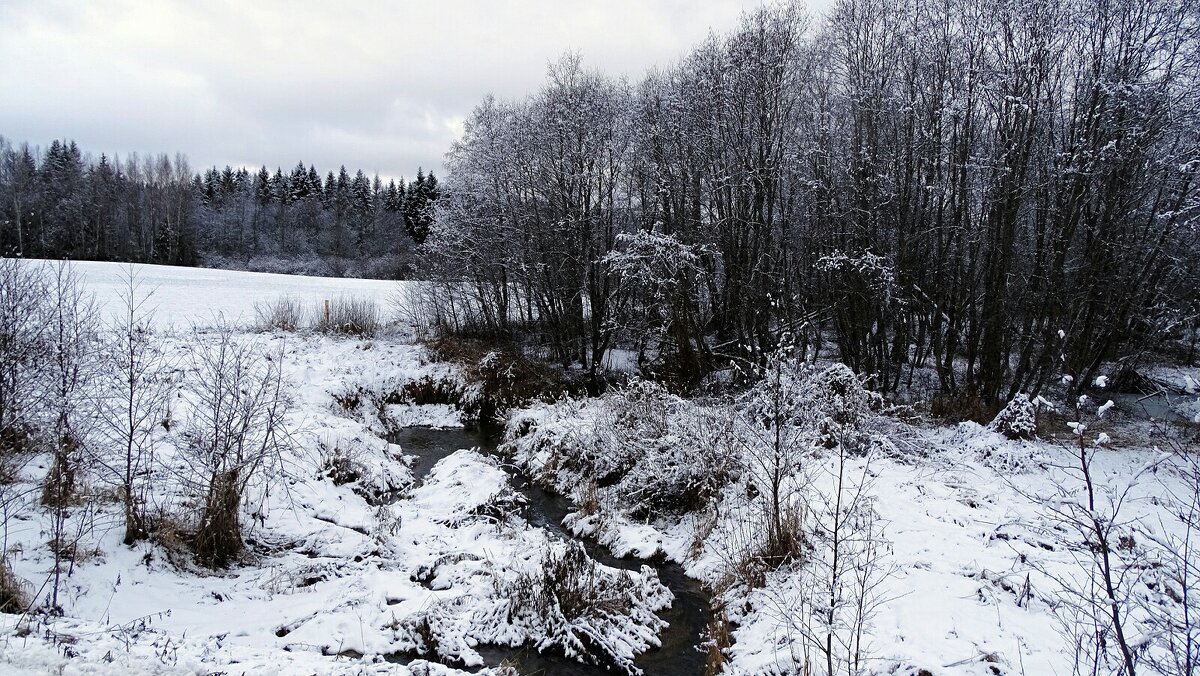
704, 604, 732, 676
314, 296, 381, 337
145, 509, 190, 562
0, 559, 30, 614
331, 388, 364, 413
425, 335, 586, 422
254, 295, 307, 332
399, 376, 465, 407
192, 470, 244, 568
0, 425, 34, 462
578, 480, 600, 516
40, 435, 81, 507
508, 542, 634, 622
718, 502, 807, 591
320, 451, 362, 487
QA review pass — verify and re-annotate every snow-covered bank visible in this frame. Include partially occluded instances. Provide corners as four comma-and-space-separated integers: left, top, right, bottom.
502, 370, 1199, 675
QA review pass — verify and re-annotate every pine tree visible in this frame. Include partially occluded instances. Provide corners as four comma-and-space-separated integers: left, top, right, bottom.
403, 168, 437, 244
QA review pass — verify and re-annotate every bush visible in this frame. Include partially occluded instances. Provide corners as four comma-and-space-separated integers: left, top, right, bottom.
313, 296, 381, 337
181, 325, 291, 568
521, 542, 633, 621
988, 393, 1038, 440
254, 295, 307, 332
0, 258, 48, 461
427, 335, 586, 422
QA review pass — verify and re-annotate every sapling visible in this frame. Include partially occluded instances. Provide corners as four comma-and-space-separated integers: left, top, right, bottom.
90, 265, 171, 545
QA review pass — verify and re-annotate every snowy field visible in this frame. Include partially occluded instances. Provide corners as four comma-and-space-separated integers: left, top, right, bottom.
62, 259, 407, 328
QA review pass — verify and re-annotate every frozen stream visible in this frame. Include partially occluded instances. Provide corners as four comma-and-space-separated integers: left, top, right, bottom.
387, 426, 712, 676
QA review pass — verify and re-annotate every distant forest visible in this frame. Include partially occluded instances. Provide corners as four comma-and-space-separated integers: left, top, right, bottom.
427, 0, 1200, 406
0, 137, 438, 278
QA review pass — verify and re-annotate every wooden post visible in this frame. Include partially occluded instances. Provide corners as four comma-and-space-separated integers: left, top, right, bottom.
324, 299, 331, 326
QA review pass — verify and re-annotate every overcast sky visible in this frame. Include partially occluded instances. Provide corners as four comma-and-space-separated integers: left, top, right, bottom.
0, 0, 807, 181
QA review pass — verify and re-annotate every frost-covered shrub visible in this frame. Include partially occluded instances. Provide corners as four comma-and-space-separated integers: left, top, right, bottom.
498, 542, 669, 671
505, 380, 739, 521
510, 542, 633, 621
398, 540, 669, 673
316, 435, 413, 505
987, 393, 1038, 440
253, 295, 306, 332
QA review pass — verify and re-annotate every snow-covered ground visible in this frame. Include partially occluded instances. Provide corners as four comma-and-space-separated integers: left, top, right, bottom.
503, 373, 1200, 675
67, 259, 407, 329
2, 261, 1196, 675
0, 262, 667, 675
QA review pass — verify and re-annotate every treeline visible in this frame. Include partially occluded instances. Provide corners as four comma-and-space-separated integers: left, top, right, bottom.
0, 137, 438, 277
430, 0, 1200, 407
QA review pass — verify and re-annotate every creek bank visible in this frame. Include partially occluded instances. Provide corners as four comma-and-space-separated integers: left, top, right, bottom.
385, 426, 713, 676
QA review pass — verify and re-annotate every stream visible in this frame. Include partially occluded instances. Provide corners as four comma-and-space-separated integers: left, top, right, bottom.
387, 426, 712, 676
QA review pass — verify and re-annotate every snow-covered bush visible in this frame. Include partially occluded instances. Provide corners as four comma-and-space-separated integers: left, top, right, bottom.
314, 435, 412, 505
496, 541, 670, 673
428, 336, 585, 423
505, 379, 739, 522
396, 538, 670, 674
987, 393, 1038, 439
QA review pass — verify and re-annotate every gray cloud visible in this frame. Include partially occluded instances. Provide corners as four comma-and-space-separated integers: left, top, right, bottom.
0, 0, 784, 180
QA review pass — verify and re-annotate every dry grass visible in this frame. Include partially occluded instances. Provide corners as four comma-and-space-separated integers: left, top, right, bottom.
578, 480, 600, 516
313, 296, 381, 337
254, 295, 307, 332
0, 558, 29, 614
704, 604, 732, 675
192, 470, 244, 568
505, 542, 635, 623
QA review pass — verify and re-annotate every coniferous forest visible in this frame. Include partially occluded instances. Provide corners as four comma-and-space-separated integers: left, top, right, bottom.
0, 138, 439, 278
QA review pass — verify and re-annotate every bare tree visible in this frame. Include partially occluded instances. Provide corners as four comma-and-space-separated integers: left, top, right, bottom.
0, 257, 48, 459
180, 323, 290, 568
37, 261, 101, 614
40, 261, 100, 505
91, 265, 170, 545
733, 346, 812, 568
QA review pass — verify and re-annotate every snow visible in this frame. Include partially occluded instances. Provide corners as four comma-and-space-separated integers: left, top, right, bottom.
60, 259, 407, 329
502, 372, 1199, 676
0, 262, 668, 675
3, 261, 1197, 675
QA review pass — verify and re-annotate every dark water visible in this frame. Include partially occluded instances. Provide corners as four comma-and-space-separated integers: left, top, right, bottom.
386, 426, 712, 676
1112, 391, 1195, 423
